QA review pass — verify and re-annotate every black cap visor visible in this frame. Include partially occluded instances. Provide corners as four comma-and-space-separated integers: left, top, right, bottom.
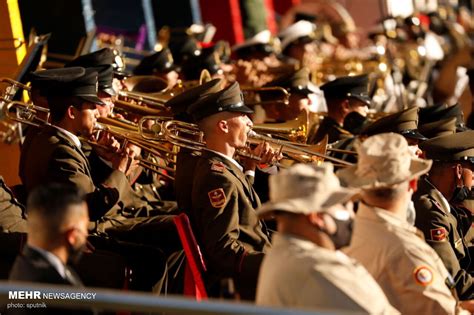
77, 94, 105, 106
221, 102, 254, 115
401, 129, 427, 141
348, 94, 371, 106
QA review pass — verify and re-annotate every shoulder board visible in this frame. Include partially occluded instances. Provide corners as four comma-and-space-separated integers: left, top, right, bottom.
210, 161, 226, 173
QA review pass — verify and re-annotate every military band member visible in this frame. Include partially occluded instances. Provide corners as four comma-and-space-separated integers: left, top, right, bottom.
256, 163, 398, 314
339, 133, 465, 314
415, 131, 474, 300
133, 48, 180, 88
308, 74, 370, 144
165, 78, 225, 213
19, 68, 179, 255
187, 82, 275, 300
262, 67, 325, 121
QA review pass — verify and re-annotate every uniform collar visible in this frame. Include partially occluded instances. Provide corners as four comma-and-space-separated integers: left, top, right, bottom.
205, 149, 243, 172
421, 177, 451, 213
52, 125, 81, 149
357, 202, 418, 234
273, 233, 351, 262
28, 245, 67, 279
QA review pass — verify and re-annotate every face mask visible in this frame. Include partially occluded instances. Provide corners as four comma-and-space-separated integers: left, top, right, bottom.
67, 241, 86, 266
451, 186, 470, 204
408, 145, 420, 158
318, 214, 353, 249
461, 189, 474, 214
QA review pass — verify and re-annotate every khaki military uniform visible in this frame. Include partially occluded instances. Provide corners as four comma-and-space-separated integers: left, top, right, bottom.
344, 203, 459, 314
20, 125, 180, 254
0, 177, 27, 233
257, 233, 399, 314
308, 116, 352, 145
413, 177, 474, 300
190, 150, 271, 300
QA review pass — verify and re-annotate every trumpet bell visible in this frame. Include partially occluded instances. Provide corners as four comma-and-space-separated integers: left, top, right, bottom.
253, 111, 308, 143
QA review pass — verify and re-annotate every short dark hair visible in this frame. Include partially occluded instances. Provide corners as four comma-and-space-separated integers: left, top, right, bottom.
27, 183, 86, 235
46, 95, 85, 123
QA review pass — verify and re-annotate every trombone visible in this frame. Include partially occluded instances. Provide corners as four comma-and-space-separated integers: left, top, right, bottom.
142, 118, 353, 167
0, 78, 33, 143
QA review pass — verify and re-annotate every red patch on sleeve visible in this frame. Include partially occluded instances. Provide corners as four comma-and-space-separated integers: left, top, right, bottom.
430, 228, 447, 241
208, 188, 226, 208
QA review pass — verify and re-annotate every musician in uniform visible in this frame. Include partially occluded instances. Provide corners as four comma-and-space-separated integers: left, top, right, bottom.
187, 82, 276, 300
263, 67, 325, 122
414, 131, 474, 300
132, 48, 180, 88
19, 69, 180, 256
166, 78, 225, 213
308, 74, 370, 144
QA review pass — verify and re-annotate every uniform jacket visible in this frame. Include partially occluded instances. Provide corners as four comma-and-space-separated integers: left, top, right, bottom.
308, 116, 351, 145
190, 150, 271, 298
256, 233, 399, 314
344, 203, 458, 315
0, 177, 27, 233
20, 125, 130, 220
413, 177, 474, 300
175, 149, 200, 213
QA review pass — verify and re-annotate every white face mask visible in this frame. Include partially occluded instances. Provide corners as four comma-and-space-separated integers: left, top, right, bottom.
408, 145, 420, 158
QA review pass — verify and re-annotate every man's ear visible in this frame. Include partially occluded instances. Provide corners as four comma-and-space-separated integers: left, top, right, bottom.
341, 99, 351, 112
307, 212, 325, 228
409, 178, 418, 193
65, 228, 76, 246
217, 119, 229, 134
455, 163, 463, 181
66, 106, 76, 119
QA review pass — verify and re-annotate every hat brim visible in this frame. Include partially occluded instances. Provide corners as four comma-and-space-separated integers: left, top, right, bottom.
227, 104, 254, 115
337, 158, 432, 189
102, 87, 117, 97
256, 187, 356, 218
349, 95, 371, 106
401, 129, 428, 141
77, 94, 105, 106
113, 70, 132, 79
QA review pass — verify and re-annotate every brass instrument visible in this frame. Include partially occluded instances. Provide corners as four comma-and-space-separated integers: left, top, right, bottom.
95, 117, 176, 163
2, 100, 50, 128
0, 78, 33, 143
253, 111, 308, 143
113, 98, 172, 117
143, 118, 353, 166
